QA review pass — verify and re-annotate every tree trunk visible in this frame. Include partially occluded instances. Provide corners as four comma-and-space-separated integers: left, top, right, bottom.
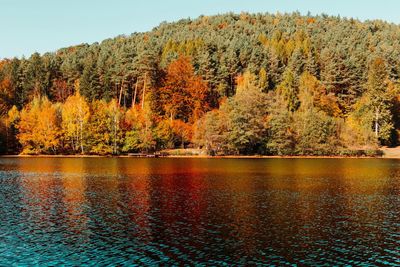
230, 74, 233, 96
133, 79, 138, 107
123, 91, 126, 108
142, 73, 147, 109
118, 83, 123, 106
80, 119, 84, 154
113, 116, 117, 155
71, 133, 75, 153
5, 119, 8, 152
375, 108, 379, 137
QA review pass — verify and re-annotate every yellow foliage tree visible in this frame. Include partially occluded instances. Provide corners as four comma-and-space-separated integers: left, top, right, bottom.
17, 97, 60, 154
87, 99, 123, 155
123, 102, 156, 153
298, 72, 341, 117
107, 99, 123, 155
62, 92, 90, 154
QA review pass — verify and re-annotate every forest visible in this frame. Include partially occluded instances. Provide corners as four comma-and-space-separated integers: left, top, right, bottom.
1, 12, 400, 156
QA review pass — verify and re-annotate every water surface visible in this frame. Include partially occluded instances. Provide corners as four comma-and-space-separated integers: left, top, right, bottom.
0, 158, 399, 265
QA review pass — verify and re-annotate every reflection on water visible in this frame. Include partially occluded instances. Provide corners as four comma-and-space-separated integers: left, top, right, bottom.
0, 158, 399, 265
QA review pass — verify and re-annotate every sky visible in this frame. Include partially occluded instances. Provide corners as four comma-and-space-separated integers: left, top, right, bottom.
1, 0, 400, 59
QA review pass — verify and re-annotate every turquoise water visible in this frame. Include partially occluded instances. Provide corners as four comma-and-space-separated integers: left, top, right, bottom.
0, 158, 399, 265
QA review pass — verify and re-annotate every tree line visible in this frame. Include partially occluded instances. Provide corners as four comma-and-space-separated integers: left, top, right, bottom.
1, 12, 400, 155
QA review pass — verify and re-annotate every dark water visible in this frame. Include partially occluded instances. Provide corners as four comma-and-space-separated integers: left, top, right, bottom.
0, 158, 399, 266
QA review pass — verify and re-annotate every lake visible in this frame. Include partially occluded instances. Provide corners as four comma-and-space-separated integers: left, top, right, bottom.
0, 158, 399, 265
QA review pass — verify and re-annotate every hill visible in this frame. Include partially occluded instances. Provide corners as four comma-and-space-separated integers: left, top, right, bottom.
0, 12, 400, 155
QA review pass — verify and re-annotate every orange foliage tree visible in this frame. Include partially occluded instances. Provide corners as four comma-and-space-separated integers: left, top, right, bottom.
160, 55, 208, 123
0, 60, 14, 114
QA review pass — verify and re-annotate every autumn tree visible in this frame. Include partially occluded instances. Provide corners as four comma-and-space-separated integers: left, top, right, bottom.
5, 106, 20, 152
0, 62, 14, 115
17, 97, 60, 154
293, 109, 339, 155
342, 98, 379, 150
298, 72, 341, 117
258, 67, 269, 92
108, 99, 123, 154
62, 91, 90, 154
364, 58, 395, 143
86, 99, 123, 155
160, 55, 208, 123
226, 72, 269, 154
194, 107, 229, 155
123, 102, 156, 153
266, 94, 295, 155
277, 69, 300, 112
154, 119, 176, 150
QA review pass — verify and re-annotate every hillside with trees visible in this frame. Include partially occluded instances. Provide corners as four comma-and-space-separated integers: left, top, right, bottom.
1, 12, 400, 155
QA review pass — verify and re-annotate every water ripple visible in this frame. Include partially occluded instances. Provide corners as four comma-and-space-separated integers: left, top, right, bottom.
0, 158, 399, 265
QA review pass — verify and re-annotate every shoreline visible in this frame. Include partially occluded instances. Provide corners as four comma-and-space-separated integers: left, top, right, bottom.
0, 154, 393, 159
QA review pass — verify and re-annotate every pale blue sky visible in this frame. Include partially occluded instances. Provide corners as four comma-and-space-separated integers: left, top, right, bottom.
1, 0, 399, 59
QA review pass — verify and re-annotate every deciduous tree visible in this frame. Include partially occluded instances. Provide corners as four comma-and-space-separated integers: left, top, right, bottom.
62, 91, 90, 154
